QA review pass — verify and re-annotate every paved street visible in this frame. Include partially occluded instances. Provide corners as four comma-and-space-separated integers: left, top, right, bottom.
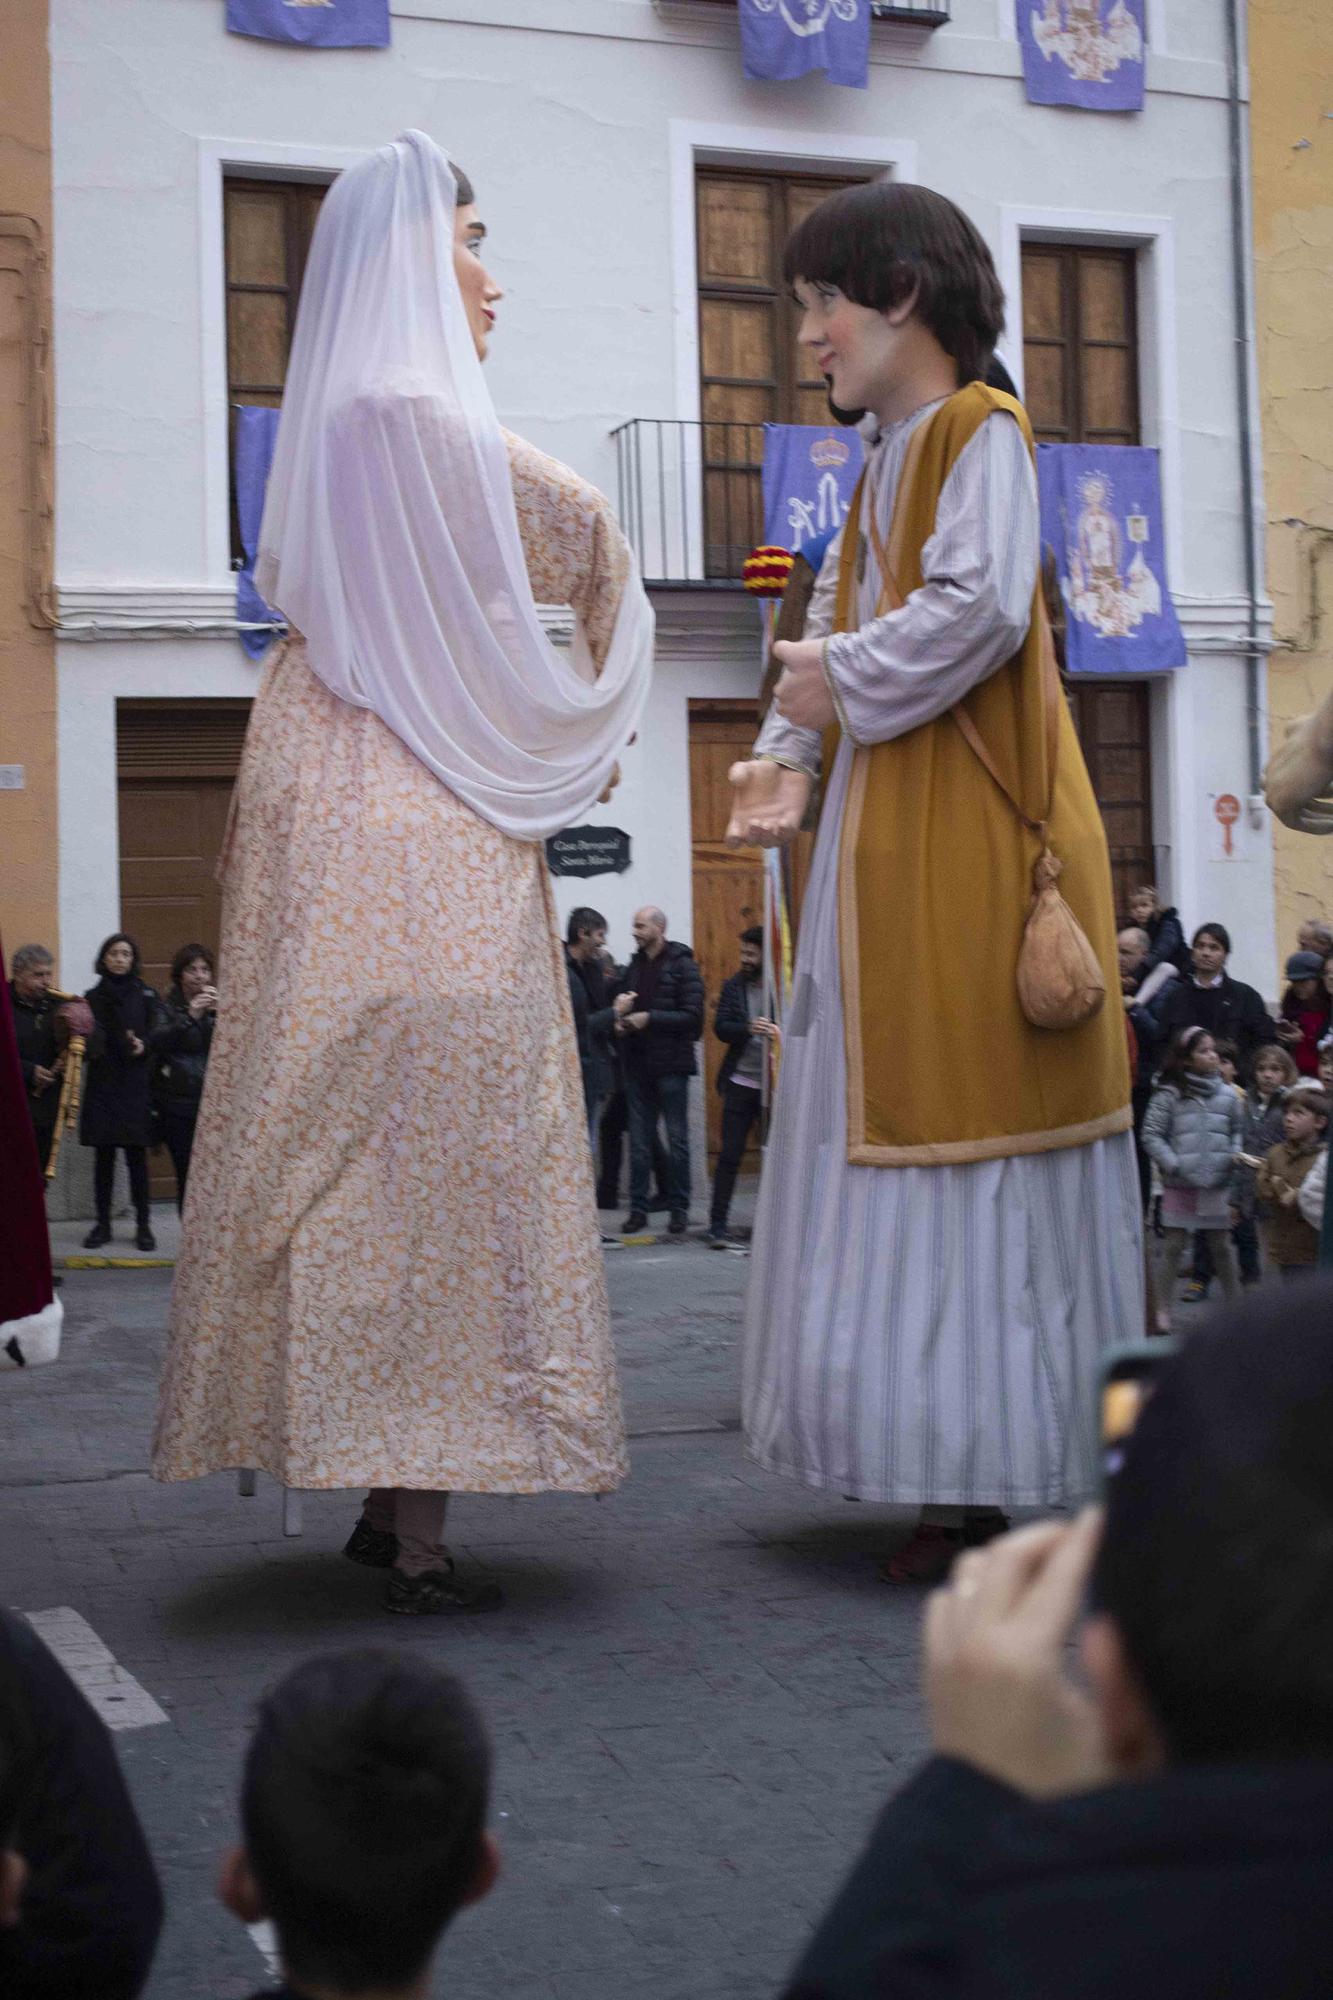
5, 1193, 929, 2000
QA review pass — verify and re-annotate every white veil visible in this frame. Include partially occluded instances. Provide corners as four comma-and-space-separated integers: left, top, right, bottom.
255, 129, 653, 842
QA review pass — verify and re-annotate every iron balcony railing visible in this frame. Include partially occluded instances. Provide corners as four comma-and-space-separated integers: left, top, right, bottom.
612, 417, 772, 587
671, 1, 951, 24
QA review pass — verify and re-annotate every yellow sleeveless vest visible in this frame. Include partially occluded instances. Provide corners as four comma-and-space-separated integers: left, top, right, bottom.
830, 383, 1131, 1164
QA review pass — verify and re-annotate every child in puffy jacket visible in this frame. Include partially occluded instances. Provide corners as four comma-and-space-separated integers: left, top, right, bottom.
1142, 1026, 1244, 1330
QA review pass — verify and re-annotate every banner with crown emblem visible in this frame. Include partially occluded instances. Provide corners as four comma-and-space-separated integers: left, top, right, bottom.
761, 425, 865, 563
1019, 1, 1145, 111
1037, 444, 1184, 674
226, 0, 390, 47
739, 0, 871, 90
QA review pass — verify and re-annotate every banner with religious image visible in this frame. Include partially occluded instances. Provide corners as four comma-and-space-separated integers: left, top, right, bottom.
226, 0, 390, 48
1019, 1, 1145, 111
761, 425, 865, 561
1037, 443, 1185, 674
739, 0, 871, 90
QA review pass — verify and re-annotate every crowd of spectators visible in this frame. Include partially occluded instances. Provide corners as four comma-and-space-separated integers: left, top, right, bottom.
9, 933, 218, 1248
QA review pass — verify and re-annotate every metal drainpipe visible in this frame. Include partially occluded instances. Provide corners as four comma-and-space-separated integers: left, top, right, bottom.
1225, 0, 1264, 799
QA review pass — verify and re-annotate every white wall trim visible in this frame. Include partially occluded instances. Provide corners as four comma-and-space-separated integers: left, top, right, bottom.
55, 583, 575, 645
667, 120, 918, 430
196, 137, 370, 588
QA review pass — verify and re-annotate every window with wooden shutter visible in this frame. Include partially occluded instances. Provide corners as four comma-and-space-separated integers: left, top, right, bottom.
1021, 240, 1152, 916
697, 167, 868, 576
224, 174, 331, 557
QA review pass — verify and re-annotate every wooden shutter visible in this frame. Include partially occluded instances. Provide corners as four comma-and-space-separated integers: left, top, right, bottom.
697, 168, 866, 576
224, 175, 330, 558
1020, 243, 1139, 447
1022, 241, 1151, 911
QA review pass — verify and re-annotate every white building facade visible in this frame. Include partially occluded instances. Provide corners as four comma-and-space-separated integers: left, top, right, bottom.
50, 0, 1274, 1047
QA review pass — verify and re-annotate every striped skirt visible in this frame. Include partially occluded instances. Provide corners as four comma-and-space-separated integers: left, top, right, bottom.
742, 740, 1144, 1511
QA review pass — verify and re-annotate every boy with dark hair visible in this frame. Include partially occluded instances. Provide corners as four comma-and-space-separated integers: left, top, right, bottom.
728, 181, 1136, 1580
1255, 1082, 1329, 1275
223, 1650, 497, 2000
786, 1281, 1333, 1999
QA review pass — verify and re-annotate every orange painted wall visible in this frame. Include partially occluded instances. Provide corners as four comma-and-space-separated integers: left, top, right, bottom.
1251, 0, 1333, 942
0, 0, 57, 964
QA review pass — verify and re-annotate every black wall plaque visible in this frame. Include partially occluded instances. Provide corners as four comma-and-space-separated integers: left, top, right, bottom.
545, 825, 632, 879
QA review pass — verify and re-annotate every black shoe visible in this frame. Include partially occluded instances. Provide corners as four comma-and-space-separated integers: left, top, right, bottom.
704, 1227, 729, 1248
384, 1562, 504, 1616
343, 1517, 399, 1569
962, 1508, 1011, 1548
668, 1211, 688, 1235
621, 1211, 648, 1233
134, 1225, 156, 1253
82, 1223, 111, 1249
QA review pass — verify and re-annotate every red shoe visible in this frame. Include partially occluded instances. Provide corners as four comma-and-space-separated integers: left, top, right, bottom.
879, 1523, 965, 1586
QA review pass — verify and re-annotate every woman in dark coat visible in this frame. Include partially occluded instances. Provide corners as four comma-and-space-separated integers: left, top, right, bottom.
149, 943, 217, 1211
80, 934, 162, 1251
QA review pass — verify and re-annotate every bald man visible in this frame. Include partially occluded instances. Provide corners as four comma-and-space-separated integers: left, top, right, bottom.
613, 907, 705, 1234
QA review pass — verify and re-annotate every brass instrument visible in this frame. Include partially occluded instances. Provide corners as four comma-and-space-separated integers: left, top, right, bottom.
44, 989, 94, 1183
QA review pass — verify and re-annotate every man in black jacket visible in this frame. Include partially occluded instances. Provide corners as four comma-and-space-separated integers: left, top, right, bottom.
706, 926, 777, 1246
1137, 920, 1277, 1072
8, 945, 63, 1177
784, 1282, 1333, 2000
614, 906, 704, 1235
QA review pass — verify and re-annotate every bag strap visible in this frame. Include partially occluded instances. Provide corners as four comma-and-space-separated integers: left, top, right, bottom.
861, 430, 1060, 844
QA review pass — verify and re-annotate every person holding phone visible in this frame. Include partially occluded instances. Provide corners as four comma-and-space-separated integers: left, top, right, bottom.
150, 943, 218, 1211
783, 1283, 1333, 2000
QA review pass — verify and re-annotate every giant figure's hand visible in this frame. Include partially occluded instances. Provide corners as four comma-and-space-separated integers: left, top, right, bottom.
1265, 693, 1333, 834
725, 760, 812, 850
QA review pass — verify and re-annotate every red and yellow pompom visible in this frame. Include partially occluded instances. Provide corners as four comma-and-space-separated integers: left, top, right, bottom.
742, 545, 795, 598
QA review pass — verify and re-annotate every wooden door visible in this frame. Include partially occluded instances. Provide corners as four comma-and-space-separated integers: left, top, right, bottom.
117, 701, 251, 1197
690, 702, 765, 1161
697, 168, 866, 576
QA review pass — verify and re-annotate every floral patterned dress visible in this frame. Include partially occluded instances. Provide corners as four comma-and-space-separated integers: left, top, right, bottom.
152, 435, 636, 1493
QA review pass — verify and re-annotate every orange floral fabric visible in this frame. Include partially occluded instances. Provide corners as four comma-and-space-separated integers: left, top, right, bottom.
151, 434, 634, 1492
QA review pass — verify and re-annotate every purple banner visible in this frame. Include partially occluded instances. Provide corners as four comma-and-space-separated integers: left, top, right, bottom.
234, 406, 284, 660
1019, 1, 1145, 111
1037, 444, 1184, 675
762, 425, 864, 559
226, 0, 390, 48
739, 0, 871, 90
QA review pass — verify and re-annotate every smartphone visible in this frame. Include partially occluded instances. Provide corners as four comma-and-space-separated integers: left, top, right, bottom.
1098, 1339, 1178, 1489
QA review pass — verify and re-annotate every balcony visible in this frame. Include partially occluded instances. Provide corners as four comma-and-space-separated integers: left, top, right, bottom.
612, 418, 769, 588
667, 0, 951, 23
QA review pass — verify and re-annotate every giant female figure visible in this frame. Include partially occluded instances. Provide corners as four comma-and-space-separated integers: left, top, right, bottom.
153, 133, 653, 1612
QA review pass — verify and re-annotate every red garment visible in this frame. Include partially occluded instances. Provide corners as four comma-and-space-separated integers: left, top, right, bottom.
1, 937, 57, 1340
1284, 1002, 1331, 1076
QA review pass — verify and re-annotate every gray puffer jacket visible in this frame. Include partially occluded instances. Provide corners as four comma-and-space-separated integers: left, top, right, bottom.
1142, 1073, 1244, 1189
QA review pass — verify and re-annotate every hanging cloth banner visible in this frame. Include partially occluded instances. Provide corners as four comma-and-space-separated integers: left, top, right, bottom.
1019, 1, 1145, 110
226, 0, 390, 48
234, 406, 285, 659
739, 0, 871, 90
1037, 443, 1185, 675
761, 425, 865, 560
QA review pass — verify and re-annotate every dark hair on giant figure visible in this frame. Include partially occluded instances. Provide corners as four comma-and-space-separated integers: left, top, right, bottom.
93, 932, 142, 978
741, 926, 764, 948
242, 1651, 491, 1995
453, 162, 475, 206
784, 182, 1006, 390
1094, 1279, 1333, 1761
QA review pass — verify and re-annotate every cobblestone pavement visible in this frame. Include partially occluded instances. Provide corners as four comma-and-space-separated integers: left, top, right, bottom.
6, 1191, 932, 2000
